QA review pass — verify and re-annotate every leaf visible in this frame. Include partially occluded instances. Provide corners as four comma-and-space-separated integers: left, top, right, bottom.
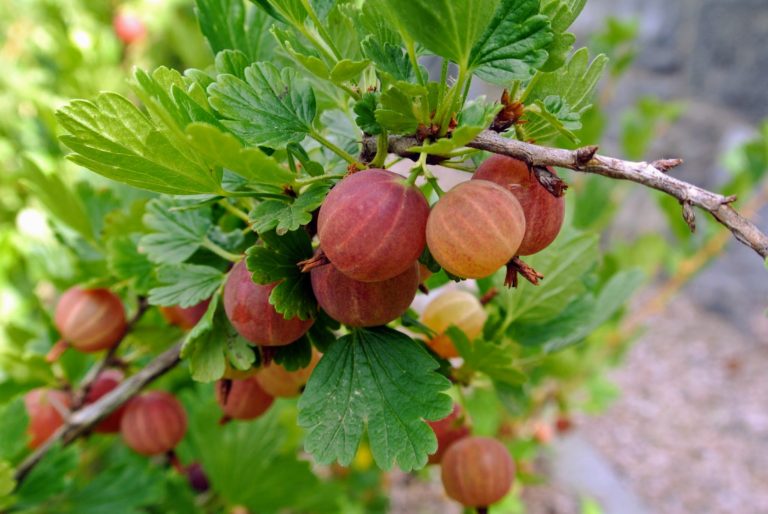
209, 62, 317, 148
58, 452, 165, 514
195, 0, 274, 61
182, 295, 228, 382
107, 235, 156, 293
245, 230, 316, 320
298, 327, 452, 471
353, 92, 382, 135
361, 37, 415, 83
540, 0, 586, 71
251, 0, 307, 25
20, 159, 94, 243
184, 395, 341, 513
468, 0, 553, 84
503, 228, 599, 323
148, 264, 225, 308
0, 461, 15, 509
409, 98, 501, 154
57, 93, 223, 195
375, 86, 421, 134
523, 48, 608, 143
139, 199, 212, 265
381, 0, 500, 67
14, 445, 77, 508
186, 123, 295, 186
0, 398, 28, 462
249, 183, 329, 235
330, 59, 370, 84
273, 336, 312, 371
447, 327, 526, 385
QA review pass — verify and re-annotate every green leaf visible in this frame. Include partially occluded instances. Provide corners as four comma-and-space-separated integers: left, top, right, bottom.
148, 264, 224, 308
468, 0, 553, 84
409, 98, 501, 154
57, 93, 223, 195
353, 92, 382, 135
21, 159, 94, 243
530, 97, 581, 143
540, 0, 586, 71
0, 461, 15, 510
107, 235, 156, 294
15, 445, 77, 508
209, 62, 317, 148
186, 123, 295, 186
523, 48, 608, 143
185, 395, 341, 513
249, 183, 329, 235
273, 336, 312, 371
58, 452, 165, 514
298, 327, 452, 470
245, 230, 316, 320
0, 398, 28, 462
195, 0, 274, 61
330, 59, 370, 84
182, 295, 228, 382
251, 0, 307, 25
361, 37, 415, 83
139, 198, 212, 265
375, 86, 421, 134
381, 0, 500, 67
503, 228, 599, 324
448, 327, 526, 385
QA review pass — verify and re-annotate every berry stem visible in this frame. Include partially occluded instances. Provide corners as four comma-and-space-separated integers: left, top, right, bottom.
218, 200, 251, 225
202, 238, 243, 263
370, 131, 389, 169
310, 129, 358, 165
294, 173, 347, 187
477, 507, 489, 514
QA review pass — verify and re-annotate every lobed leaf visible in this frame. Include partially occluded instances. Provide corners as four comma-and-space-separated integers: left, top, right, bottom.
139, 198, 212, 265
148, 264, 224, 308
298, 327, 452, 471
209, 62, 317, 149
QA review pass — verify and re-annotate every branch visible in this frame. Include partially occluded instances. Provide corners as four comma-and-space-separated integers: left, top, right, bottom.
13, 341, 183, 485
369, 131, 768, 259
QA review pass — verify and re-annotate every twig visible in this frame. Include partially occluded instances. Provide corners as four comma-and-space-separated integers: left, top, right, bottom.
13, 341, 183, 485
367, 131, 768, 259
72, 297, 149, 409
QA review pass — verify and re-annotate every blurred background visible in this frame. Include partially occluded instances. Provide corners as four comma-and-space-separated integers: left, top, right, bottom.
0, 1, 766, 513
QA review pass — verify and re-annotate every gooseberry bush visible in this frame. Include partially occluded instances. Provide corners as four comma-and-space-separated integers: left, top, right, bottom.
2, 0, 767, 512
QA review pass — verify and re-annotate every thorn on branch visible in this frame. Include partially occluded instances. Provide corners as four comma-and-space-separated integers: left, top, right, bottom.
652, 158, 684, 173
575, 146, 599, 167
681, 200, 697, 232
479, 287, 499, 305
723, 195, 738, 205
533, 166, 569, 198
504, 257, 544, 288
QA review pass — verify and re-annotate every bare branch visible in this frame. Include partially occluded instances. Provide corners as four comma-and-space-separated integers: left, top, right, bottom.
368, 130, 768, 259
13, 341, 183, 485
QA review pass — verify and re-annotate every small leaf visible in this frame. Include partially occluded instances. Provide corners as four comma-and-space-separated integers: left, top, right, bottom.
468, 0, 553, 84
182, 295, 228, 382
298, 327, 452, 471
330, 59, 370, 84
375, 86, 421, 134
245, 230, 316, 320
353, 92, 382, 135
107, 235, 156, 293
209, 62, 317, 148
186, 123, 295, 186
148, 264, 224, 308
361, 37, 415, 83
195, 0, 274, 61
409, 98, 501, 154
249, 183, 329, 235
0, 398, 29, 462
140, 198, 212, 265
448, 327, 526, 385
273, 336, 312, 371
